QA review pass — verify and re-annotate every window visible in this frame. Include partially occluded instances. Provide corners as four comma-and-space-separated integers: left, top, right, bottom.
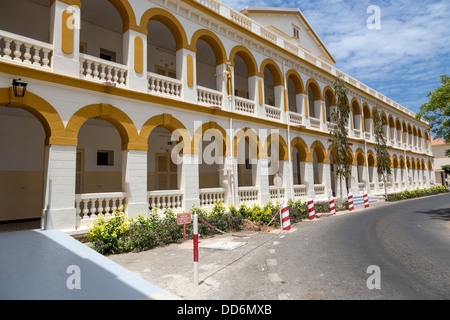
155, 65, 176, 79
293, 26, 300, 40
99, 48, 116, 62
97, 150, 114, 166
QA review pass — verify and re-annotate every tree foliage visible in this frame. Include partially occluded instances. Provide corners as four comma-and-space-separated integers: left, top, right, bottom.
329, 77, 351, 199
373, 106, 392, 197
416, 74, 450, 156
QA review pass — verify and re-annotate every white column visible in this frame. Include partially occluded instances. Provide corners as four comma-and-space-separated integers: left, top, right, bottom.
123, 29, 148, 92
179, 153, 200, 210
256, 158, 271, 204
304, 161, 315, 198
323, 162, 332, 197
50, 0, 80, 77
177, 48, 197, 103
42, 145, 77, 230
122, 149, 148, 218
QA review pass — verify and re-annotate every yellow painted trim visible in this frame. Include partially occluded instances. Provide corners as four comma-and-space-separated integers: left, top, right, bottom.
285, 69, 305, 94
191, 121, 230, 157
322, 102, 326, 123
186, 54, 194, 88
140, 114, 191, 154
290, 136, 308, 161
258, 80, 263, 106
283, 89, 288, 112
0, 87, 70, 146
226, 67, 232, 96
259, 58, 284, 87
139, 7, 189, 49
228, 45, 258, 77
265, 133, 289, 161
233, 127, 264, 159
361, 115, 365, 132
65, 103, 146, 151
190, 29, 228, 66
305, 78, 323, 101
133, 36, 143, 74
61, 10, 74, 55
309, 140, 327, 163
304, 96, 308, 118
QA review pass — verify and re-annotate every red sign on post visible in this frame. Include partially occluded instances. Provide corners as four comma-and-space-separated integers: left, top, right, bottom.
177, 213, 192, 225
177, 213, 192, 242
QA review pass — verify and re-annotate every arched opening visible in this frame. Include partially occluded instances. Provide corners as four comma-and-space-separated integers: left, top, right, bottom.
233, 53, 250, 99
363, 104, 371, 134
263, 66, 275, 106
286, 71, 304, 114
310, 141, 325, 185
0, 107, 45, 226
351, 99, 361, 132
324, 88, 334, 123
147, 19, 178, 79
388, 115, 395, 143
0, 0, 50, 44
356, 151, 365, 183
196, 38, 217, 90
80, 0, 124, 63
307, 81, 321, 119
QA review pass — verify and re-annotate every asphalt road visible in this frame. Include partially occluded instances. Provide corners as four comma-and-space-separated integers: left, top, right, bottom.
272, 193, 450, 300
110, 193, 450, 300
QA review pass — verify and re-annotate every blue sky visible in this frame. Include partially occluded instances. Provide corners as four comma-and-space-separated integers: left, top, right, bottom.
222, 0, 450, 114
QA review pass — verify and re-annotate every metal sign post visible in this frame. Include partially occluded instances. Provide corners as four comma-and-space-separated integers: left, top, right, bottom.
193, 213, 199, 286
273, 173, 283, 231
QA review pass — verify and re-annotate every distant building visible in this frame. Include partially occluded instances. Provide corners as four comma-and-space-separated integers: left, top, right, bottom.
431, 137, 450, 185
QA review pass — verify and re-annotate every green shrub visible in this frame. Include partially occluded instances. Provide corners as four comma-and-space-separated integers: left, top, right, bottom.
385, 185, 449, 202
86, 208, 130, 254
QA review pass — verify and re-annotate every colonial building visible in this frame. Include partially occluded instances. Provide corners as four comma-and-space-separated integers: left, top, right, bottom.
431, 137, 449, 186
0, 0, 435, 232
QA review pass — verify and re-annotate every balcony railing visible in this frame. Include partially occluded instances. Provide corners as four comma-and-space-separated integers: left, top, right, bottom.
238, 186, 258, 204
235, 96, 255, 114
148, 190, 183, 212
148, 72, 182, 99
79, 53, 127, 87
199, 187, 225, 207
75, 192, 127, 229
0, 30, 52, 70
288, 112, 303, 125
265, 105, 281, 120
197, 86, 223, 107
293, 184, 307, 198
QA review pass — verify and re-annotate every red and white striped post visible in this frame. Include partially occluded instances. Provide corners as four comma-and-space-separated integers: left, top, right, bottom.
363, 190, 369, 208
348, 192, 354, 211
308, 198, 315, 220
280, 204, 291, 231
329, 195, 336, 215
193, 213, 199, 286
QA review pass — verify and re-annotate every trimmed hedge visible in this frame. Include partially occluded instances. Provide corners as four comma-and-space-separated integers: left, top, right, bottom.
385, 186, 449, 202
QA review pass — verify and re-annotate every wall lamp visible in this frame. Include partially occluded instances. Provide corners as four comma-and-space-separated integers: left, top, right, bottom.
12, 78, 28, 98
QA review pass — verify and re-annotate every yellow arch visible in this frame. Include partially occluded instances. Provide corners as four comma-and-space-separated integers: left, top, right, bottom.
323, 86, 335, 106
191, 121, 230, 157
190, 29, 228, 66
286, 69, 305, 94
66, 103, 145, 150
354, 147, 366, 165
139, 7, 189, 50
229, 45, 258, 77
0, 87, 69, 146
233, 127, 264, 159
305, 78, 323, 101
350, 98, 361, 115
309, 140, 327, 163
139, 113, 191, 153
259, 58, 284, 87
290, 136, 309, 162
367, 150, 377, 167
265, 133, 289, 161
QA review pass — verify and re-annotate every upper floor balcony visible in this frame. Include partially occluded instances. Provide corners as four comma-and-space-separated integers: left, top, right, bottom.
0, 0, 432, 155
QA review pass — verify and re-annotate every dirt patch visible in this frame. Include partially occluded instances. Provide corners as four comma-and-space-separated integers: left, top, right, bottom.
239, 219, 278, 232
